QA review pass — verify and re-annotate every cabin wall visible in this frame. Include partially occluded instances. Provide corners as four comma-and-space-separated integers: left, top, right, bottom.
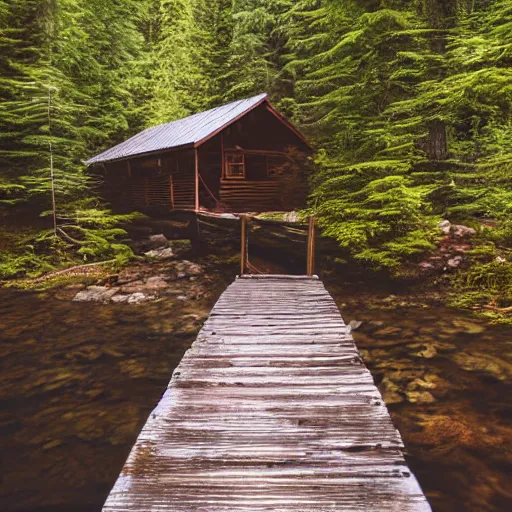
101, 150, 195, 213
198, 104, 310, 212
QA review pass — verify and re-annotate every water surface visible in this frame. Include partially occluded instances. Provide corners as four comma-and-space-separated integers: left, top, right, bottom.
1, 283, 510, 512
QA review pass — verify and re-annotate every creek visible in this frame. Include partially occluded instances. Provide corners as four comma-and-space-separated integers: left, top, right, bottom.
0, 276, 510, 512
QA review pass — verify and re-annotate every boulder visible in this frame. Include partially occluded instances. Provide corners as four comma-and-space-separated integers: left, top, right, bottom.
452, 224, 477, 238
438, 219, 451, 235
148, 234, 169, 249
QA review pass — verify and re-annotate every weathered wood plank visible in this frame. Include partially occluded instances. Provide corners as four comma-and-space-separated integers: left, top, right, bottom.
103, 276, 431, 512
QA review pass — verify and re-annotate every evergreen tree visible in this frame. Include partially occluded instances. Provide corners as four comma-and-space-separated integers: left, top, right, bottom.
146, 0, 210, 124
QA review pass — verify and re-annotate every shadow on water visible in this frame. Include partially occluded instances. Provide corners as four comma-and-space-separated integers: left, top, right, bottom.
0, 271, 511, 512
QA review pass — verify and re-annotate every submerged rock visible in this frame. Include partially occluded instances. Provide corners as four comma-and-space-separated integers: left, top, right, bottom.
410, 343, 438, 359
373, 326, 402, 338
380, 376, 404, 404
348, 319, 363, 330
452, 319, 485, 334
453, 352, 511, 381
406, 390, 436, 404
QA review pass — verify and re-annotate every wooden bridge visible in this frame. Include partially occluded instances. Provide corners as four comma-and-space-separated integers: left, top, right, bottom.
103, 275, 431, 511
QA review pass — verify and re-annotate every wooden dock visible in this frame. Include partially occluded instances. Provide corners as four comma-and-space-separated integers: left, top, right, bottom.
104, 276, 431, 511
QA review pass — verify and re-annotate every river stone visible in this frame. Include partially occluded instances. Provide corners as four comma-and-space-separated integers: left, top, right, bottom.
373, 326, 402, 338
145, 276, 169, 290
148, 234, 169, 249
145, 247, 174, 260
452, 224, 477, 238
452, 319, 485, 334
446, 255, 463, 269
348, 319, 363, 330
453, 352, 511, 381
412, 343, 438, 359
73, 286, 118, 303
127, 292, 155, 304
119, 280, 144, 294
438, 220, 451, 235
111, 294, 130, 304
180, 260, 204, 276
406, 390, 436, 404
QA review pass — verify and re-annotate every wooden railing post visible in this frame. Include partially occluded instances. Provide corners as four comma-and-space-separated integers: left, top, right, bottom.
240, 215, 248, 275
307, 215, 316, 276
194, 148, 199, 211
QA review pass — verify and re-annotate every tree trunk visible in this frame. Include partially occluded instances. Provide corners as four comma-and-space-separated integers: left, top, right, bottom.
426, 121, 448, 160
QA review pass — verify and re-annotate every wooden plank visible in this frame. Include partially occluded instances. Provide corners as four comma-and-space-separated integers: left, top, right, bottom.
103, 276, 431, 512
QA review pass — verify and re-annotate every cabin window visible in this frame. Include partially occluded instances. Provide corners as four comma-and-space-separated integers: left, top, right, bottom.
225, 153, 245, 178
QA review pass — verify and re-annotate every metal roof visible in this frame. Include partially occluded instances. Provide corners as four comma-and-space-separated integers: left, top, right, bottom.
86, 93, 270, 165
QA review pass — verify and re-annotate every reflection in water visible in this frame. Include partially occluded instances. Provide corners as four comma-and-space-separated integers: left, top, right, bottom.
0, 286, 511, 512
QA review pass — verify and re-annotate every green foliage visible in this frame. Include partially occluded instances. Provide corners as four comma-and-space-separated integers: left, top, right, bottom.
449, 260, 512, 323
1, 0, 511, 290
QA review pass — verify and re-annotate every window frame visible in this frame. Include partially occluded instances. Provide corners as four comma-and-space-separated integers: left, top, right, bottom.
224, 152, 246, 179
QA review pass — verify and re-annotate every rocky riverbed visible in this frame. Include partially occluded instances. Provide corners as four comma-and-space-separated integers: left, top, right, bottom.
0, 248, 510, 512
330, 287, 512, 512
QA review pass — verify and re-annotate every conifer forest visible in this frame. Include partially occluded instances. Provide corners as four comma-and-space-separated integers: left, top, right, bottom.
1, 3, 512, 512
1, 0, 511, 313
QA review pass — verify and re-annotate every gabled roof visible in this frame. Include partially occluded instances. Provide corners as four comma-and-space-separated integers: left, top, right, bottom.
86, 93, 309, 166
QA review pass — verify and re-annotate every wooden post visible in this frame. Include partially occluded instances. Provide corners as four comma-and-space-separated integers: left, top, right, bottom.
307, 215, 316, 276
194, 147, 199, 211
240, 215, 248, 276
221, 132, 225, 179
169, 175, 174, 209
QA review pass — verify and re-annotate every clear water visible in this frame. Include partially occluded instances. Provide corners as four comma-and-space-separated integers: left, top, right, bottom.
0, 284, 510, 512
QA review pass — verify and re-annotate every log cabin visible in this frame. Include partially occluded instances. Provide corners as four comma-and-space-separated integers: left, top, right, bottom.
86, 93, 312, 215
